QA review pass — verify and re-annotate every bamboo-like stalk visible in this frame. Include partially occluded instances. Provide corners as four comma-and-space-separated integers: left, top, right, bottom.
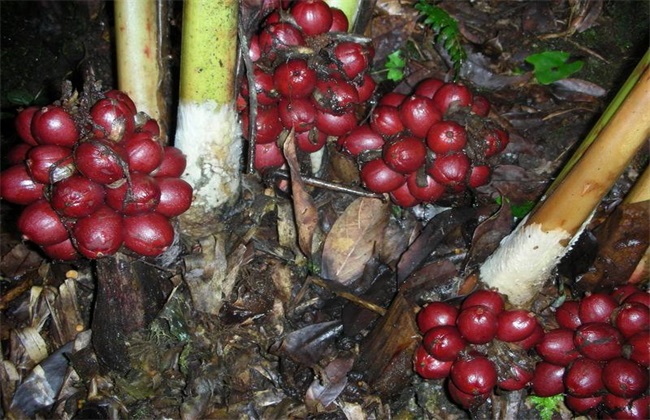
548, 50, 650, 192
480, 57, 650, 306
624, 164, 650, 204
114, 0, 169, 140
174, 0, 241, 238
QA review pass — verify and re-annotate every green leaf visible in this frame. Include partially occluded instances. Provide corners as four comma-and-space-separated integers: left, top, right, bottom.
385, 50, 405, 82
5, 89, 35, 106
525, 51, 584, 85
528, 394, 564, 420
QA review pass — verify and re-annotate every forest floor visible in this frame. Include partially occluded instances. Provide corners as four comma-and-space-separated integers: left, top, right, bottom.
1, 1, 648, 419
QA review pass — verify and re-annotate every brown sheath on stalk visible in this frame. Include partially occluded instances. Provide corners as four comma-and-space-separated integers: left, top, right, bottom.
92, 252, 170, 372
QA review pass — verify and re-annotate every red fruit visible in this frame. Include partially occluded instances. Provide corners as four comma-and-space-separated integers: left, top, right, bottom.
432, 83, 472, 114
611, 285, 642, 304
470, 95, 490, 117
513, 322, 545, 350
447, 380, 489, 409
290, 0, 333, 36
258, 22, 305, 58
623, 292, 650, 308
382, 136, 427, 174
613, 302, 649, 338
390, 183, 420, 207
51, 175, 105, 218
378, 92, 406, 107
89, 98, 135, 140
151, 146, 187, 178
295, 129, 327, 153
498, 363, 534, 391
15, 106, 39, 145
417, 301, 459, 332
41, 238, 80, 261
456, 305, 498, 344
74, 140, 128, 184
413, 344, 453, 380
555, 299, 582, 330
139, 118, 161, 137
123, 212, 175, 257
332, 41, 372, 80
104, 90, 137, 115
370, 105, 405, 137
122, 132, 164, 174
0, 165, 45, 205
273, 59, 316, 99
531, 362, 565, 397
414, 78, 445, 99
399, 95, 442, 138
278, 97, 316, 132
338, 125, 384, 156
426, 120, 467, 154
247, 67, 279, 105
242, 104, 283, 144
422, 325, 466, 361
450, 354, 497, 395
314, 110, 356, 136
406, 172, 446, 202
461, 289, 505, 314
579, 292, 618, 323
564, 357, 605, 397
155, 177, 193, 218
254, 142, 285, 171
354, 73, 376, 102
18, 199, 69, 246
105, 173, 161, 216
329, 7, 349, 32
468, 165, 491, 189
359, 158, 405, 193
31, 105, 79, 147
574, 322, 623, 361
625, 331, 650, 367
312, 78, 359, 114
25, 145, 74, 184
73, 206, 124, 258
248, 34, 261, 62
427, 153, 471, 189
564, 395, 603, 414
601, 357, 649, 398
6, 142, 33, 165
604, 395, 650, 420
482, 128, 509, 158
536, 328, 581, 366
496, 309, 539, 342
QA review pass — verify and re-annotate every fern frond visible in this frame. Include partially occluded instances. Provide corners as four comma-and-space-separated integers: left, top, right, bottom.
414, 0, 466, 78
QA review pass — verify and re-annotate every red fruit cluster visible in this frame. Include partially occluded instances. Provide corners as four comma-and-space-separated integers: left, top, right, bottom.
534, 286, 649, 418
1, 91, 193, 260
339, 77, 509, 207
414, 286, 649, 418
239, 0, 376, 172
414, 289, 541, 409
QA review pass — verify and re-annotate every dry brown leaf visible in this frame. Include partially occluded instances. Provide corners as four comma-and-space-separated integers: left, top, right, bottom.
321, 197, 390, 286
283, 130, 319, 257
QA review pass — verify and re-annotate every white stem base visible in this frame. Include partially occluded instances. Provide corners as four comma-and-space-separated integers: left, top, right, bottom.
175, 100, 241, 237
479, 222, 571, 306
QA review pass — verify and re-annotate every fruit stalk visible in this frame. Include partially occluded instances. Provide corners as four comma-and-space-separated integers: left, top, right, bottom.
114, 0, 170, 139
480, 57, 650, 306
174, 0, 241, 238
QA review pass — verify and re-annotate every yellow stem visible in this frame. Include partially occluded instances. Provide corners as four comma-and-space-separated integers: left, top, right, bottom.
624, 164, 650, 204
114, 0, 168, 138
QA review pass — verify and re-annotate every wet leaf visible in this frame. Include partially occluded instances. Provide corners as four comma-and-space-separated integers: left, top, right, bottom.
321, 197, 390, 286
0, 242, 43, 279
283, 131, 320, 257
305, 357, 355, 411
464, 202, 514, 271
273, 321, 342, 367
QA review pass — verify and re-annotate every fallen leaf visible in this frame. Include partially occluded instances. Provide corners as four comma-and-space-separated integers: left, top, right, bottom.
283, 130, 320, 257
321, 197, 390, 286
272, 321, 343, 367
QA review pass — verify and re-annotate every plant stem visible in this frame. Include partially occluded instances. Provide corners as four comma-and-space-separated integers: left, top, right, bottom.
624, 164, 650, 204
481, 57, 650, 306
174, 0, 241, 238
114, 0, 170, 140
